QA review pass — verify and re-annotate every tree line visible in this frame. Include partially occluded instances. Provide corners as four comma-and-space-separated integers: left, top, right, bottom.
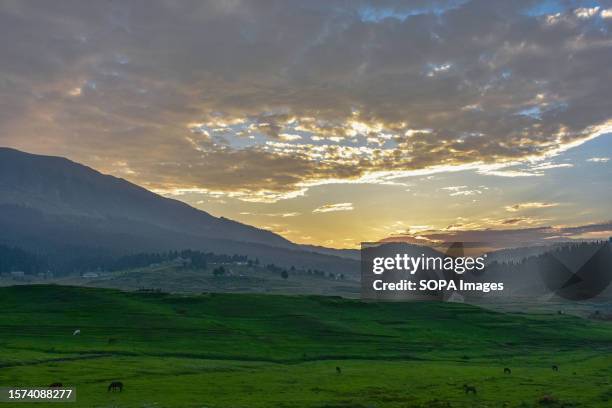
0, 245, 48, 274
486, 240, 612, 277
0, 245, 249, 275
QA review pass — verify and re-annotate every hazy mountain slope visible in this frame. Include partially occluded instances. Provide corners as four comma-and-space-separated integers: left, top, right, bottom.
0, 148, 357, 274
0, 148, 293, 247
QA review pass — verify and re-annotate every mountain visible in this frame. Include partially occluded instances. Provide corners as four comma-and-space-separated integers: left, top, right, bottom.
0, 147, 357, 275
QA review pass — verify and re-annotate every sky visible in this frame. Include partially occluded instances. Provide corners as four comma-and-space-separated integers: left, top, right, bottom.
1, 0, 611, 248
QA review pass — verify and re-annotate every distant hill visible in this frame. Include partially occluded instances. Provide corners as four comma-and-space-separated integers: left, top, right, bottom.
0, 148, 357, 275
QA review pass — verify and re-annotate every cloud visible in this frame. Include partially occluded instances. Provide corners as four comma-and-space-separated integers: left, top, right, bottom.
587, 157, 610, 163
1, 1, 612, 201
441, 185, 486, 196
278, 133, 302, 142
505, 202, 559, 212
529, 162, 574, 170
268, 212, 301, 218
313, 202, 354, 213
386, 221, 612, 249
574, 7, 600, 19
441, 186, 468, 192
476, 159, 576, 178
238, 211, 300, 217
478, 169, 544, 178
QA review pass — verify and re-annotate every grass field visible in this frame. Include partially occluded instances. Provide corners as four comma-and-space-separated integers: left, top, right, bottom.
0, 263, 361, 297
1, 285, 611, 407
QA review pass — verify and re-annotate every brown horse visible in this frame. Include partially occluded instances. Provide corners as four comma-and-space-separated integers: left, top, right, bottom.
463, 384, 477, 394
504, 367, 511, 374
107, 381, 123, 392
336, 366, 341, 374
552, 365, 559, 372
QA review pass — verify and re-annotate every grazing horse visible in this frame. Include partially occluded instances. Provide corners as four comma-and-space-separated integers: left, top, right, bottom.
504, 367, 511, 375
336, 366, 341, 374
552, 365, 559, 372
49, 383, 63, 388
72, 329, 80, 336
107, 381, 123, 392
463, 384, 477, 394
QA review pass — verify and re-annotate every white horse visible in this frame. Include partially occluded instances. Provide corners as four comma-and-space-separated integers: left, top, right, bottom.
73, 329, 81, 336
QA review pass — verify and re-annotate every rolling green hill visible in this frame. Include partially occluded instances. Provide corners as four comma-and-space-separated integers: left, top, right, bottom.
1, 285, 611, 407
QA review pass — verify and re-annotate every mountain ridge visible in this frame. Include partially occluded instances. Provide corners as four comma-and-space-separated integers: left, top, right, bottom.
0, 147, 357, 275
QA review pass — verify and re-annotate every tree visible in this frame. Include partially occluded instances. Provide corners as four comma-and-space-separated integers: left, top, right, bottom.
281, 270, 289, 279
213, 266, 226, 277
0, 245, 47, 274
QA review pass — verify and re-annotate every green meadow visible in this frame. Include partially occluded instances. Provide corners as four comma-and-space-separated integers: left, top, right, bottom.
1, 285, 611, 407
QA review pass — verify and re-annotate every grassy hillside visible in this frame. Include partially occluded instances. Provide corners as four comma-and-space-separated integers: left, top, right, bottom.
1, 285, 611, 407
3, 262, 360, 297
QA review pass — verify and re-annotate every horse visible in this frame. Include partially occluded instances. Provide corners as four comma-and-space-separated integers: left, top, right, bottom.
107, 381, 123, 392
504, 367, 511, 375
463, 384, 477, 394
48, 382, 63, 388
552, 365, 559, 372
336, 366, 341, 374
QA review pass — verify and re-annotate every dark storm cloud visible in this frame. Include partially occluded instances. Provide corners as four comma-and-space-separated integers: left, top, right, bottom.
1, 0, 611, 200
